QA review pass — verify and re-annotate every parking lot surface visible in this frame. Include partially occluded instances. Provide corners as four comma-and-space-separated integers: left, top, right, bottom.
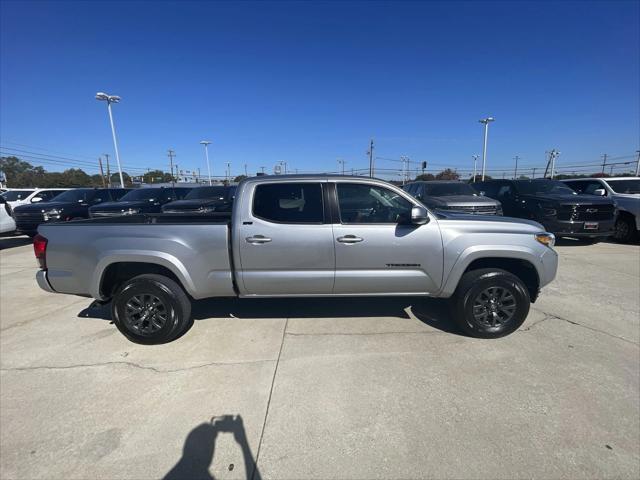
1, 236, 639, 479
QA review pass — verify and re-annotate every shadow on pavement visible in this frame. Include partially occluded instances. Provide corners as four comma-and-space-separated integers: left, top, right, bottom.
0, 235, 32, 250
78, 296, 458, 334
164, 415, 261, 480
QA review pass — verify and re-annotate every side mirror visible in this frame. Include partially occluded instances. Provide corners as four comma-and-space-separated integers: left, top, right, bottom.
411, 205, 429, 225
31, 197, 43, 203
593, 188, 606, 196
479, 191, 486, 196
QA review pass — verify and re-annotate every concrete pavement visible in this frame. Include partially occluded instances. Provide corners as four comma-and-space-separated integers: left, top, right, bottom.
1, 237, 638, 479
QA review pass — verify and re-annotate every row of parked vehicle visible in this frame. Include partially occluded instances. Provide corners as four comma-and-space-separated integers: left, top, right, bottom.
0, 185, 236, 236
403, 177, 639, 243
2, 177, 638, 242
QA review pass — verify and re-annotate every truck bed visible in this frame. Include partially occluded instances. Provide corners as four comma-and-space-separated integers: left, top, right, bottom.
38, 215, 235, 300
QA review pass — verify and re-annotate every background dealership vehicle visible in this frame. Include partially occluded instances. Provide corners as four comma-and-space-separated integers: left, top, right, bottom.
13, 188, 128, 236
403, 180, 502, 215
2, 188, 68, 208
162, 185, 236, 214
561, 177, 639, 242
89, 187, 191, 217
473, 179, 616, 240
0, 196, 16, 234
35, 175, 557, 344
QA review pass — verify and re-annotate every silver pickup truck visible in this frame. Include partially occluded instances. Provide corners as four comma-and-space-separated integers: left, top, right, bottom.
34, 175, 558, 344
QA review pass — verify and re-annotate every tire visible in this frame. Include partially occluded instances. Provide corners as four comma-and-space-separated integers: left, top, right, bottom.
111, 274, 192, 344
613, 216, 636, 243
450, 268, 530, 338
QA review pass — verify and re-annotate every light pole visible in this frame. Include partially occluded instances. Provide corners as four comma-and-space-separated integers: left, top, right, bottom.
337, 158, 346, 175
96, 92, 125, 188
199, 141, 212, 185
478, 117, 494, 181
513, 155, 520, 179
472, 155, 479, 182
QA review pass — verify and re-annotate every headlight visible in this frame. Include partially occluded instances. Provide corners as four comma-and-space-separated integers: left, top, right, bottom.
122, 208, 140, 215
535, 233, 555, 248
43, 208, 62, 221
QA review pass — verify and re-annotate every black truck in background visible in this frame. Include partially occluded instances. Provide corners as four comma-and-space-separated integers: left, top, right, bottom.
161, 185, 236, 214
473, 179, 616, 240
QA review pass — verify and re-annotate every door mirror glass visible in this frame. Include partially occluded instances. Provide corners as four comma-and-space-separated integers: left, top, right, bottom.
593, 188, 606, 196
411, 205, 429, 225
30, 196, 43, 203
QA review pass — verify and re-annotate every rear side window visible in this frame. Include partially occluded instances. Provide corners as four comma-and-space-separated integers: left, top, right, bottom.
477, 182, 499, 197
253, 183, 323, 223
109, 189, 129, 201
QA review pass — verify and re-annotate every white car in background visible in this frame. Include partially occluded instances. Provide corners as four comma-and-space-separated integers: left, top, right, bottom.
562, 177, 640, 242
0, 196, 16, 234
1, 188, 68, 208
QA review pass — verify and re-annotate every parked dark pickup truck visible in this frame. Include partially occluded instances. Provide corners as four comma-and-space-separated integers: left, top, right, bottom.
162, 185, 236, 214
403, 180, 502, 215
473, 179, 616, 240
13, 188, 129, 236
89, 187, 192, 217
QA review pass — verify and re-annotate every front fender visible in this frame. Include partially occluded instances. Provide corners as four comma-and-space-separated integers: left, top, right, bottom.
91, 250, 197, 300
439, 244, 549, 298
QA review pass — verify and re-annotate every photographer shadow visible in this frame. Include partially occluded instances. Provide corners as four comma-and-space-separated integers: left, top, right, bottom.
164, 415, 261, 480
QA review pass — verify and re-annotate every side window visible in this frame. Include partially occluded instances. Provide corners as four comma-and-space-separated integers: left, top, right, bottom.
110, 189, 128, 201
162, 189, 176, 202
336, 183, 413, 224
496, 184, 514, 200
253, 183, 323, 223
584, 182, 604, 195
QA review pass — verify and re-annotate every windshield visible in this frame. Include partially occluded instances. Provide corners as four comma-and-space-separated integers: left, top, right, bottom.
2, 190, 34, 201
120, 189, 164, 201
185, 186, 229, 200
50, 189, 96, 202
606, 179, 640, 194
516, 180, 577, 195
423, 183, 476, 197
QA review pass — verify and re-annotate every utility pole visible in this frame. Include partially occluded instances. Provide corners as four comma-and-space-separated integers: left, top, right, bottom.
167, 149, 176, 187
337, 158, 346, 175
472, 155, 479, 182
513, 155, 520, 179
244, 163, 248, 176
98, 157, 106, 188
601, 153, 608, 174
544, 149, 560, 179
226, 162, 231, 182
368, 139, 374, 177
532, 167, 536, 179
175, 164, 179, 183
104, 154, 111, 188
260, 166, 265, 174
635, 150, 640, 176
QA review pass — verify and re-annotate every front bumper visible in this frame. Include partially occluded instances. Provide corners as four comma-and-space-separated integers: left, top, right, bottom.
36, 270, 56, 293
540, 218, 615, 238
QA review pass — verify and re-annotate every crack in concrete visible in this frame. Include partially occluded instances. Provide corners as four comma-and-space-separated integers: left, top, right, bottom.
0, 358, 276, 374
522, 310, 639, 346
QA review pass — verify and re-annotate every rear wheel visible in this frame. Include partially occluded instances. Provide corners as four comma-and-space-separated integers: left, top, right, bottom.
450, 268, 530, 338
112, 274, 192, 344
613, 216, 636, 243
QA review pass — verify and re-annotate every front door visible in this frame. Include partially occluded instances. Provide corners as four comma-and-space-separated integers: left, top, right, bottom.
237, 181, 335, 295
331, 182, 443, 295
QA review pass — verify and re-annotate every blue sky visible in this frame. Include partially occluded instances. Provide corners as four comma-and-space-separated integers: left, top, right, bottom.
1, 0, 638, 180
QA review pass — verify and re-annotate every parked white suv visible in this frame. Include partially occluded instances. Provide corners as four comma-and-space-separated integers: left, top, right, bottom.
562, 177, 640, 242
1, 188, 68, 208
0, 196, 16, 234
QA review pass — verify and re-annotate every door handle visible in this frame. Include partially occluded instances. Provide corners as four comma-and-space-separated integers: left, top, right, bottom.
246, 235, 272, 244
337, 235, 363, 244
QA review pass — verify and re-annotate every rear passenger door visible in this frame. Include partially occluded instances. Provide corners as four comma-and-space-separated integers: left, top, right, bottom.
237, 181, 335, 295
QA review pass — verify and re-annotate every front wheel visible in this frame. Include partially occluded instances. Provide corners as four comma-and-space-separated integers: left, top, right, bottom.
112, 274, 192, 344
613, 216, 636, 243
450, 268, 530, 338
